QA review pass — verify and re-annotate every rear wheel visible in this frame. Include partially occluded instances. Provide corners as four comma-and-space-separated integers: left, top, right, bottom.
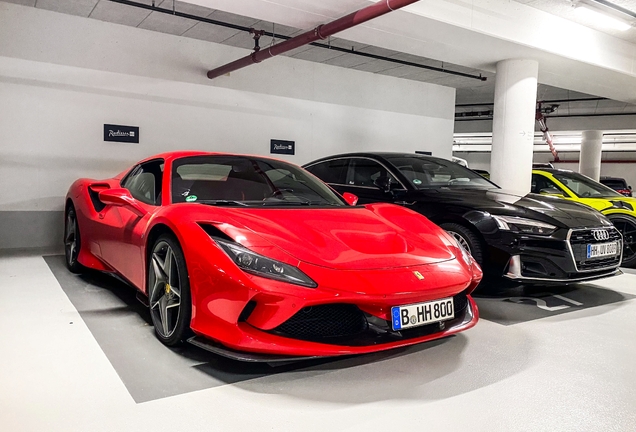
64, 205, 84, 273
607, 214, 636, 268
148, 234, 193, 346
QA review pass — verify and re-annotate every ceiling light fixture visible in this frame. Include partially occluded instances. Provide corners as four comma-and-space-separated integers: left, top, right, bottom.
573, 0, 635, 31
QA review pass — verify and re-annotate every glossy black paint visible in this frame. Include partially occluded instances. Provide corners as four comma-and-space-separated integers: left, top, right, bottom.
304, 153, 620, 286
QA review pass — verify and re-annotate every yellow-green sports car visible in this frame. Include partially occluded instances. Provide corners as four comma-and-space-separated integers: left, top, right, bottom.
532, 168, 636, 267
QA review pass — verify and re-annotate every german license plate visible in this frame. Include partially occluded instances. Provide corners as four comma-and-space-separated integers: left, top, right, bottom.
391, 297, 454, 331
587, 241, 618, 259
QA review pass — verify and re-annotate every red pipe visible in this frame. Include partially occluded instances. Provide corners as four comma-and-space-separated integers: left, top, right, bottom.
207, 0, 421, 79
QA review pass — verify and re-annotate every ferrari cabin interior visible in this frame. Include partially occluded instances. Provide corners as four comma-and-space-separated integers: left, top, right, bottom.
1, 1, 636, 431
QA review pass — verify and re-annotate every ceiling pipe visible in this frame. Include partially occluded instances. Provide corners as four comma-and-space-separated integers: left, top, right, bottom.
207, 0, 422, 80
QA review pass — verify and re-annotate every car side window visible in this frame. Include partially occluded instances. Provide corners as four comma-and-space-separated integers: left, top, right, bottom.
347, 158, 401, 189
122, 160, 164, 205
305, 159, 349, 184
531, 174, 564, 195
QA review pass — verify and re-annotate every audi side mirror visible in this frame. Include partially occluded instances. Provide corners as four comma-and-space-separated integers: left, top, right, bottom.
373, 176, 391, 193
342, 192, 359, 206
99, 188, 147, 216
390, 188, 408, 199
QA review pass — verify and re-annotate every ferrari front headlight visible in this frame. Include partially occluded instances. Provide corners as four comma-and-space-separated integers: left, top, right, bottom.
492, 215, 557, 235
213, 238, 317, 288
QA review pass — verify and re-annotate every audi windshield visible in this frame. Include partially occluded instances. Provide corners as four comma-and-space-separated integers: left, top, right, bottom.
385, 156, 498, 190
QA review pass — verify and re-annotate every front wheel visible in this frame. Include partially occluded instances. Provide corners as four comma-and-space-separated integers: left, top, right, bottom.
64, 205, 84, 273
147, 234, 193, 346
607, 214, 636, 268
440, 222, 484, 266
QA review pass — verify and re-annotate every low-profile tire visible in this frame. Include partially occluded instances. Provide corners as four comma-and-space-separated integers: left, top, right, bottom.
607, 214, 636, 268
440, 222, 484, 266
147, 233, 193, 346
64, 204, 84, 274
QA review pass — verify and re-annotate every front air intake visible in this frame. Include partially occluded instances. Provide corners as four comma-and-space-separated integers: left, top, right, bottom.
273, 304, 368, 341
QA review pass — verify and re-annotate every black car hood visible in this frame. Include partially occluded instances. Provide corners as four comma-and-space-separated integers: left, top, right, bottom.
414, 188, 609, 228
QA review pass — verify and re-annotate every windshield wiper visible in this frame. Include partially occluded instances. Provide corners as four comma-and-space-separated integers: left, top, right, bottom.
261, 199, 339, 207
199, 200, 249, 207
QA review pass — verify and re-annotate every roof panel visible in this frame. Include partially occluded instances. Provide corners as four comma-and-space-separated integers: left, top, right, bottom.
37, 0, 98, 17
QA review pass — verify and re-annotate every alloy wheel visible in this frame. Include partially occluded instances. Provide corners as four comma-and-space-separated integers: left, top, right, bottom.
448, 231, 472, 255
613, 218, 636, 262
65, 211, 78, 267
149, 241, 182, 338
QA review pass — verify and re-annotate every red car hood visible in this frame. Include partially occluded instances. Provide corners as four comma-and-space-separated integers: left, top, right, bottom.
214, 204, 456, 270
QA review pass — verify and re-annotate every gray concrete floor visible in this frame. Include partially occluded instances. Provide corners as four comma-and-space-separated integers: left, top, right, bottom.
1, 254, 635, 431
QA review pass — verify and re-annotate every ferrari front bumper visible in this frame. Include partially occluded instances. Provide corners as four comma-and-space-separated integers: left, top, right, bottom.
190, 295, 478, 359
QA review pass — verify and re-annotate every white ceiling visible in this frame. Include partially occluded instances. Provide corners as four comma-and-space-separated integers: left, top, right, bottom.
515, 0, 636, 43
5, 0, 636, 116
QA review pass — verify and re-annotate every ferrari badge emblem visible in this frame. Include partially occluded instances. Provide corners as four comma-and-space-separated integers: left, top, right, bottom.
165, 284, 171, 294
413, 271, 424, 280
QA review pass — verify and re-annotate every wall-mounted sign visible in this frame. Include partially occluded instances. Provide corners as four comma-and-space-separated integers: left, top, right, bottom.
270, 139, 295, 155
104, 124, 139, 143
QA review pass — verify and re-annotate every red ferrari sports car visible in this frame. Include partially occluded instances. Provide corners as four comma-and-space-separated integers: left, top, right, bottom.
64, 151, 481, 360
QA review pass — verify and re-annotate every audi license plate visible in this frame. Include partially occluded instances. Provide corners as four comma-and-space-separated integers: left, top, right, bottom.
391, 297, 454, 331
587, 241, 618, 259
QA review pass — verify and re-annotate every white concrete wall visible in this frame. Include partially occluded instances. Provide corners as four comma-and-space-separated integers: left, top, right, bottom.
0, 3, 455, 248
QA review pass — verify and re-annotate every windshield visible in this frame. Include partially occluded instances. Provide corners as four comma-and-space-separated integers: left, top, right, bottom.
385, 156, 497, 190
553, 172, 622, 198
171, 156, 346, 207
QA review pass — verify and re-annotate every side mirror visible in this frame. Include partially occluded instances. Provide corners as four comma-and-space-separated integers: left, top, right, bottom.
342, 192, 359, 206
629, 185, 633, 190
390, 188, 408, 199
98, 188, 147, 216
373, 176, 391, 193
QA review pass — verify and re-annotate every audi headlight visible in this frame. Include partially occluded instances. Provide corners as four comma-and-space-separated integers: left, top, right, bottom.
213, 237, 317, 288
492, 215, 557, 235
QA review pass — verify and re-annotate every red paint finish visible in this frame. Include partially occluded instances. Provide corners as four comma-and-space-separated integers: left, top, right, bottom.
207, 0, 422, 79
65, 151, 481, 357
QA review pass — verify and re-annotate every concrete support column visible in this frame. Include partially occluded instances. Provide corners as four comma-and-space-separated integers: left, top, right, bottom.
579, 130, 603, 181
490, 59, 539, 195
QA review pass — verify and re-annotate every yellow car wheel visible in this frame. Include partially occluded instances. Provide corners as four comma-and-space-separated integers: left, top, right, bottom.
606, 214, 636, 268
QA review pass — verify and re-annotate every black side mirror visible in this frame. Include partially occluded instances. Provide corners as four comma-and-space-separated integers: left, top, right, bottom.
390, 188, 408, 199
373, 176, 391, 193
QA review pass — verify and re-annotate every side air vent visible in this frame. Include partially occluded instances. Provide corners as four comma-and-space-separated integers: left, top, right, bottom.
88, 184, 110, 212
197, 223, 235, 243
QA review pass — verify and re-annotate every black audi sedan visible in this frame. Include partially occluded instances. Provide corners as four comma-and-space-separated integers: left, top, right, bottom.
304, 153, 622, 287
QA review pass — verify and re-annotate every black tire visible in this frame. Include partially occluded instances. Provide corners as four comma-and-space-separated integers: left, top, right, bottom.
607, 214, 636, 268
64, 204, 84, 273
440, 222, 484, 266
147, 233, 193, 346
